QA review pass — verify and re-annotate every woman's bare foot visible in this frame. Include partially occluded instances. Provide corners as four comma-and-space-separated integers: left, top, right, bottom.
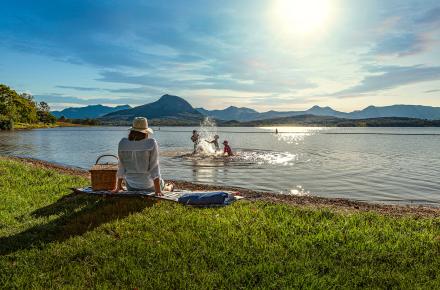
111, 188, 121, 194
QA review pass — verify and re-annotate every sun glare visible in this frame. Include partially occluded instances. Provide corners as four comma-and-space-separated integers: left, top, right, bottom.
273, 0, 333, 35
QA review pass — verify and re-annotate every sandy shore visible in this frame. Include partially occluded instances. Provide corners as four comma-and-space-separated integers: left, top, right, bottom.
9, 156, 440, 217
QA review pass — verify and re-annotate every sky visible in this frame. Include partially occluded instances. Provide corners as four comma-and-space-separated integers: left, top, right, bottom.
0, 0, 439, 112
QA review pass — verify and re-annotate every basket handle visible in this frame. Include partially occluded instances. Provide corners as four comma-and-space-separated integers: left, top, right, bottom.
95, 154, 119, 165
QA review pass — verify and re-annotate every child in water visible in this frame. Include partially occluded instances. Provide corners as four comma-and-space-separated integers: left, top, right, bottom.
223, 140, 233, 156
191, 130, 200, 154
205, 134, 220, 151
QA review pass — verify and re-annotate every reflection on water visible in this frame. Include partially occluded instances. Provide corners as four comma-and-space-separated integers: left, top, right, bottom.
262, 127, 325, 145
1, 126, 440, 205
236, 149, 297, 165
163, 149, 297, 166
190, 158, 230, 185
286, 185, 309, 196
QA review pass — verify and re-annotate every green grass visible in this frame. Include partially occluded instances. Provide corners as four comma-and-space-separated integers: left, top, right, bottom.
1, 158, 440, 289
13, 122, 83, 129
13, 122, 58, 129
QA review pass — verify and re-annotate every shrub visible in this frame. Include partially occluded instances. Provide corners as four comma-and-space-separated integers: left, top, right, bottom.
0, 116, 14, 130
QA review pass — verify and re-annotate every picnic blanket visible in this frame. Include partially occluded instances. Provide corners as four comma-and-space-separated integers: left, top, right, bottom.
72, 187, 243, 207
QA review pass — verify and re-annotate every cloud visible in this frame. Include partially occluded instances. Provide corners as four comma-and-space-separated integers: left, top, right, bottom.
56, 85, 162, 96
106, 86, 163, 95
333, 65, 440, 97
56, 85, 103, 92
371, 33, 431, 57
416, 7, 440, 26
247, 94, 322, 106
97, 70, 316, 94
425, 89, 440, 93
34, 94, 153, 106
368, 6, 440, 58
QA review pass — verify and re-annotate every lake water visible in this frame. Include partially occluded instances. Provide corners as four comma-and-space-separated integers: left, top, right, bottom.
1, 126, 439, 205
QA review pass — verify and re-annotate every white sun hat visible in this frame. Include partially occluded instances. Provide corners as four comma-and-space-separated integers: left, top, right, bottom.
129, 117, 154, 134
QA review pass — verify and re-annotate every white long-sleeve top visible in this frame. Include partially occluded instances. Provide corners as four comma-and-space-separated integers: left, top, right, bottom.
116, 137, 161, 189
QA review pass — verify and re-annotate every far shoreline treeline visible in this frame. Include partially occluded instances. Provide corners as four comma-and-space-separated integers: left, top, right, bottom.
104, 116, 440, 127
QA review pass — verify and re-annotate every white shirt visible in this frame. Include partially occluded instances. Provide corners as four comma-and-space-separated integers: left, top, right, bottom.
117, 137, 161, 189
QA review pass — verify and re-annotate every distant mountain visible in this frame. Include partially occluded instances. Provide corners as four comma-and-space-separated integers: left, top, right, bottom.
348, 105, 440, 120
196, 106, 259, 121
305, 105, 349, 118
220, 115, 440, 127
199, 105, 440, 121
198, 105, 349, 121
52, 104, 131, 119
100, 94, 203, 122
257, 106, 349, 120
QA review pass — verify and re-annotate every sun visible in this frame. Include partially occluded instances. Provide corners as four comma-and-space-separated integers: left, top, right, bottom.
272, 0, 333, 35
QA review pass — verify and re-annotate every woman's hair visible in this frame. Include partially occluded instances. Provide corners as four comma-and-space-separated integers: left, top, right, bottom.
128, 130, 148, 141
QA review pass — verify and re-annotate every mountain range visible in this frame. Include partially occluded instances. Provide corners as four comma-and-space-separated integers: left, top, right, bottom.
51, 94, 440, 122
221, 115, 440, 127
52, 104, 131, 119
197, 105, 440, 121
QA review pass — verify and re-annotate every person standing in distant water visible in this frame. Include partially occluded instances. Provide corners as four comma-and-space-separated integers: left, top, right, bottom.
206, 134, 220, 151
191, 130, 200, 154
223, 140, 233, 156
275, 128, 278, 134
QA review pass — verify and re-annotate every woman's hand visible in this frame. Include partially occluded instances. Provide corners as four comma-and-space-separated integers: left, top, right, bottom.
153, 178, 163, 196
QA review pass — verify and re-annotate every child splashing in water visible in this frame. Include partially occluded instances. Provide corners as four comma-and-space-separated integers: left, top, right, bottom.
191, 130, 200, 154
223, 140, 233, 156
205, 134, 220, 151
190, 118, 235, 157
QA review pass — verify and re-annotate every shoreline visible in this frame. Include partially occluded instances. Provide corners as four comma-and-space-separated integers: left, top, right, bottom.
8, 123, 440, 129
8, 156, 440, 217
10, 122, 85, 130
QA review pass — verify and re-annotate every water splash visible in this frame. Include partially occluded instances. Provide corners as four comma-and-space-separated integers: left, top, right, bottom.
281, 185, 310, 196
195, 117, 223, 156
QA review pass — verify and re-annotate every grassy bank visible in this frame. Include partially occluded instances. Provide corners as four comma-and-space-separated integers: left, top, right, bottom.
13, 122, 81, 129
1, 157, 440, 288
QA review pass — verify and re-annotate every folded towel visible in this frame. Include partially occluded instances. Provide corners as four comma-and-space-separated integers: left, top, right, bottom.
177, 191, 229, 205
72, 187, 242, 206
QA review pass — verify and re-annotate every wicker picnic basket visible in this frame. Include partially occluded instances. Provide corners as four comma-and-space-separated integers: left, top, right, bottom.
90, 154, 119, 191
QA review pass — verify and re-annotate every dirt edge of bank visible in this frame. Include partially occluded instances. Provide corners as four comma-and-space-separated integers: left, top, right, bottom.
8, 156, 440, 217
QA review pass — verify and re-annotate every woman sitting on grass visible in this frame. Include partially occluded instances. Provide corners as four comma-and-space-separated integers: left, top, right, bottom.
113, 117, 173, 196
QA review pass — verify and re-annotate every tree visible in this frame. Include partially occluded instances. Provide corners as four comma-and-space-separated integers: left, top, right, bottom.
15, 96, 38, 123
0, 84, 57, 128
20, 93, 34, 102
0, 115, 14, 130
0, 84, 19, 120
38, 101, 50, 112
37, 101, 56, 124
0, 84, 38, 124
